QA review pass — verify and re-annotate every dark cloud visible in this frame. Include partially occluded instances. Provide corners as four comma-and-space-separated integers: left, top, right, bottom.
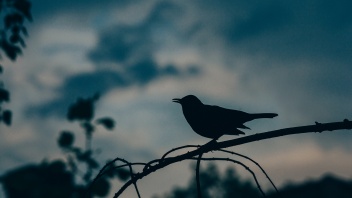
190, 0, 352, 102
146, 1, 182, 24
128, 59, 159, 84
224, 3, 291, 43
26, 71, 127, 117
88, 24, 151, 64
88, 1, 182, 64
27, 60, 197, 117
219, 0, 352, 62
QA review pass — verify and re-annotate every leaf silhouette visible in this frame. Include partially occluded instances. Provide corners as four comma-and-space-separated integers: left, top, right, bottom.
2, 110, 12, 126
0, 88, 10, 102
96, 117, 115, 130
58, 131, 75, 148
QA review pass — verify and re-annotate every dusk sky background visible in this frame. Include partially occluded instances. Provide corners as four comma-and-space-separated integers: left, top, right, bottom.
1, 0, 352, 197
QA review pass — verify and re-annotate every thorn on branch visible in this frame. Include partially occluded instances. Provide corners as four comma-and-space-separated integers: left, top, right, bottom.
315, 122, 323, 133
343, 119, 352, 129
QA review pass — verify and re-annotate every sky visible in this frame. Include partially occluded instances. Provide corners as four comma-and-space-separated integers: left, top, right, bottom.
1, 0, 352, 197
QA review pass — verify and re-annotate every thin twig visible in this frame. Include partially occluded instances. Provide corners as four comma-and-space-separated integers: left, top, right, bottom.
196, 153, 203, 198
191, 157, 266, 197
217, 149, 281, 197
155, 144, 279, 196
112, 163, 148, 170
91, 157, 129, 187
127, 163, 141, 198
161, 145, 200, 160
143, 145, 200, 171
92, 162, 147, 187
158, 144, 278, 196
90, 157, 146, 193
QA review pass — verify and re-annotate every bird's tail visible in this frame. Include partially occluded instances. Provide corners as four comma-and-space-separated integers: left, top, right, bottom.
251, 113, 278, 119
225, 129, 245, 136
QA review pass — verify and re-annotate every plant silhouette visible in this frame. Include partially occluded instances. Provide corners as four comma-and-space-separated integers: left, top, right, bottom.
0, 0, 32, 60
173, 95, 278, 139
154, 163, 260, 198
155, 163, 352, 198
0, 94, 129, 198
0, 0, 32, 126
0, 69, 11, 125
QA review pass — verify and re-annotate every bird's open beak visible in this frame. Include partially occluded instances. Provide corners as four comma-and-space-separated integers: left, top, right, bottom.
172, 98, 181, 103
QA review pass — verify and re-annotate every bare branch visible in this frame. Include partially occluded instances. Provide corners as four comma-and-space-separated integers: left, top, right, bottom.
191, 157, 266, 197
127, 163, 141, 198
218, 119, 352, 149
161, 145, 200, 160
111, 119, 352, 197
143, 145, 200, 171
217, 149, 280, 196
89, 157, 146, 195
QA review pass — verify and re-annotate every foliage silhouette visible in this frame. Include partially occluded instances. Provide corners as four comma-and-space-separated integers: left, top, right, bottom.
268, 175, 352, 198
1, 160, 77, 198
0, 0, 32, 126
0, 94, 128, 198
154, 163, 260, 198
155, 163, 352, 198
0, 0, 32, 60
0, 68, 11, 126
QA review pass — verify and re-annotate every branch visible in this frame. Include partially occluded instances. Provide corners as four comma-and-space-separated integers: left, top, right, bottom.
91, 162, 147, 189
161, 145, 200, 160
110, 119, 352, 197
218, 119, 352, 149
142, 145, 199, 171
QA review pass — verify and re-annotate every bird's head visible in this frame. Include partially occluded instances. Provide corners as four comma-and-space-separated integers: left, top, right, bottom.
172, 95, 203, 106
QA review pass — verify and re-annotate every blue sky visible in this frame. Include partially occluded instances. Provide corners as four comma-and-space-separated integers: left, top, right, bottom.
1, 0, 352, 197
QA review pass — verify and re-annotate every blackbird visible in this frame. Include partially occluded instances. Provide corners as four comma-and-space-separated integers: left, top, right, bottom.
173, 95, 278, 139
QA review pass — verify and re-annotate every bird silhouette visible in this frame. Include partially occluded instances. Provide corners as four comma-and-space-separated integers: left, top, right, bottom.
173, 95, 278, 139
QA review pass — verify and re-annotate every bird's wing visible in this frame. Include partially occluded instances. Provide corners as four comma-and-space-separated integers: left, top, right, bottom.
205, 105, 248, 117
204, 105, 251, 124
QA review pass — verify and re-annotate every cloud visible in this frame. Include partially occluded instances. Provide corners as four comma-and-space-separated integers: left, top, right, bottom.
224, 2, 291, 43
87, 1, 183, 64
26, 1, 200, 117
31, 0, 135, 19
87, 24, 151, 64
26, 71, 126, 117
223, 1, 352, 62
26, 60, 197, 117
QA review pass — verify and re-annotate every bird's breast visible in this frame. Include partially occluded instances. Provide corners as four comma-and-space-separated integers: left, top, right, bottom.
182, 106, 209, 131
